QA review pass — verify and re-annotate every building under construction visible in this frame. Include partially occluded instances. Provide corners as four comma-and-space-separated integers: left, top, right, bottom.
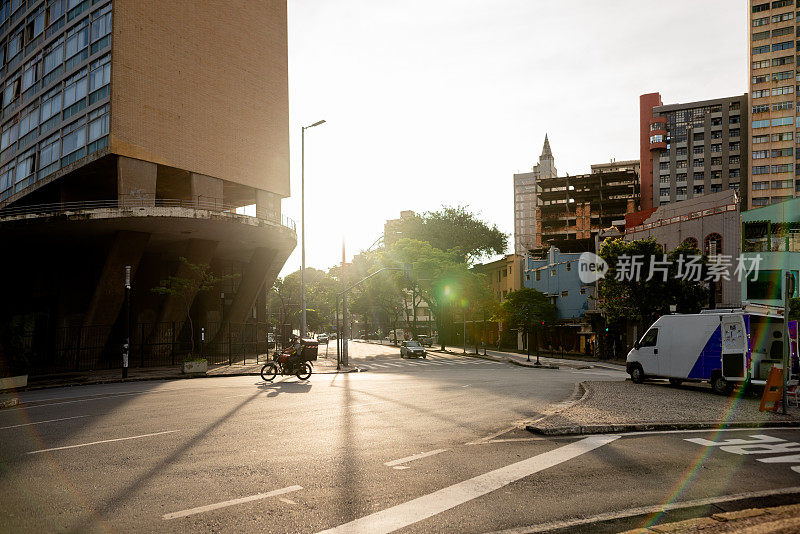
535, 166, 639, 253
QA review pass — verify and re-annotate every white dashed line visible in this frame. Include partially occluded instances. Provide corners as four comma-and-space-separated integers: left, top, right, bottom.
27, 430, 180, 454
163, 485, 303, 520
384, 449, 448, 467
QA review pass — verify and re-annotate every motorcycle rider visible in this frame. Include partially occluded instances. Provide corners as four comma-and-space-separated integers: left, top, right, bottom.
284, 334, 303, 370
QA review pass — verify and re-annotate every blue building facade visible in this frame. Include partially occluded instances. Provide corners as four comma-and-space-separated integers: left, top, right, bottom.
523, 247, 590, 319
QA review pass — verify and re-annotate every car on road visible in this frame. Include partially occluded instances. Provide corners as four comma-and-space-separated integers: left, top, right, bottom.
417, 335, 433, 347
317, 333, 329, 344
400, 340, 426, 359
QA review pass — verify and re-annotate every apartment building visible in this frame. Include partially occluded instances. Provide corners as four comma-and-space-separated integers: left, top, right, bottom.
513, 135, 556, 254
0, 0, 295, 374
748, 0, 800, 208
641, 92, 748, 209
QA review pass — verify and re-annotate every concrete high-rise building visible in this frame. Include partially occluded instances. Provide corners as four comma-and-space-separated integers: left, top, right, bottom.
641, 92, 747, 209
0, 1, 295, 374
513, 135, 556, 255
748, 0, 799, 209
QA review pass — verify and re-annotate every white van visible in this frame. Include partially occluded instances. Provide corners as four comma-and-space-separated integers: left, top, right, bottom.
626, 306, 798, 394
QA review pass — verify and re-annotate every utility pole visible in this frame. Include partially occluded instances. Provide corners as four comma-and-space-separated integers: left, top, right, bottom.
300, 119, 326, 339
122, 265, 131, 378
782, 271, 794, 414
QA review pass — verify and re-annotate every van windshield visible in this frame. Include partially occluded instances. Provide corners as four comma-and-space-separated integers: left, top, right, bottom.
640, 328, 658, 347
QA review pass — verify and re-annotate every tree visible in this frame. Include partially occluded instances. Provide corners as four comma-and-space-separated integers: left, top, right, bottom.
393, 205, 507, 264
152, 257, 238, 356
597, 238, 708, 329
499, 288, 557, 360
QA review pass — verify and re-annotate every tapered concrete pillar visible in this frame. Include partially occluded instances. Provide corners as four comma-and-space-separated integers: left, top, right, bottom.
225, 247, 276, 327
83, 231, 150, 329
118, 156, 157, 206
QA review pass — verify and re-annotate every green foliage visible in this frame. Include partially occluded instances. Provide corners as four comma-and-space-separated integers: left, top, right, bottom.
393, 205, 507, 264
499, 288, 557, 333
597, 238, 708, 327
152, 257, 239, 355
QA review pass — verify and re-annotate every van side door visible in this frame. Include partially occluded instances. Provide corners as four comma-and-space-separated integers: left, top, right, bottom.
638, 328, 659, 376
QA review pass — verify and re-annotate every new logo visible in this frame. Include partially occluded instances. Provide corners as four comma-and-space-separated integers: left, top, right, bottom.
578, 252, 608, 284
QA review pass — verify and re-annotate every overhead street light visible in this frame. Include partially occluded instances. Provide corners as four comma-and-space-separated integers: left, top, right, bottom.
301, 119, 326, 339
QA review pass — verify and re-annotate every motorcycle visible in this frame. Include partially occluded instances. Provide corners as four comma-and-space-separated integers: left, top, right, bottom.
260, 350, 313, 381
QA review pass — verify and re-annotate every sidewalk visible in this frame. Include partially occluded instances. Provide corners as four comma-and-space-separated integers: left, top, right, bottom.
620, 502, 800, 533
527, 380, 800, 436
441, 344, 626, 371
2, 354, 358, 396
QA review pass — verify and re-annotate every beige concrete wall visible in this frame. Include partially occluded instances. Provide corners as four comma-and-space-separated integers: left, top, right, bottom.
109, 0, 290, 197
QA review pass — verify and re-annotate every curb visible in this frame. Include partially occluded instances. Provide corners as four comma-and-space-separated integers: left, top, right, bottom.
13, 366, 363, 395
470, 352, 559, 369
526, 419, 800, 436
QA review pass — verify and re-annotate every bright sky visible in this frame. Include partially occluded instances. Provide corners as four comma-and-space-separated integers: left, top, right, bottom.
280, 0, 747, 277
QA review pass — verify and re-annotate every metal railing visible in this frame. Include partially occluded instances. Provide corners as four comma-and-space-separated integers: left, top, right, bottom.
0, 197, 296, 231
17, 321, 273, 376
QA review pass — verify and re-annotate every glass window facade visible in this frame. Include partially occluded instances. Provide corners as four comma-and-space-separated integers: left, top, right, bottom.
0, 0, 112, 200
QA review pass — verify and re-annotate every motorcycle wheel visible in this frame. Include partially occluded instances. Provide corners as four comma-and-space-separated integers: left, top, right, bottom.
296, 363, 312, 380
261, 362, 278, 382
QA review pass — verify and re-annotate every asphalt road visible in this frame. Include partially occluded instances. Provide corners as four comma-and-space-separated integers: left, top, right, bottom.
1, 342, 799, 533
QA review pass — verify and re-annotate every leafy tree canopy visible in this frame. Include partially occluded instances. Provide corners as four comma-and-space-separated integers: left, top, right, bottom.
393, 205, 507, 264
598, 238, 708, 327
499, 288, 557, 337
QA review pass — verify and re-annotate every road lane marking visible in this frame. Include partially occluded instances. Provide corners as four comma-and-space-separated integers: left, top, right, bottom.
384, 449, 448, 467
163, 485, 302, 520
488, 485, 800, 533
0, 414, 93, 430
466, 425, 521, 445
27, 430, 179, 454
320, 435, 619, 534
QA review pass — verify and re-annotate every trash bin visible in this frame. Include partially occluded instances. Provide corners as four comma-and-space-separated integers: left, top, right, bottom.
300, 339, 319, 361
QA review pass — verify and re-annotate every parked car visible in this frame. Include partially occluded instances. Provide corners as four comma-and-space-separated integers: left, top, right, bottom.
400, 340, 427, 359
417, 335, 433, 347
317, 333, 329, 344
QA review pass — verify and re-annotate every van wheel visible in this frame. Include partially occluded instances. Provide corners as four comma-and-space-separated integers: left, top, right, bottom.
630, 364, 645, 384
711, 374, 733, 396
669, 378, 682, 387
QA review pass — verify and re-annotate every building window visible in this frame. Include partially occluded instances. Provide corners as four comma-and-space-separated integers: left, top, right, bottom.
676, 186, 687, 195
659, 187, 670, 197
753, 45, 771, 54
753, 166, 770, 175
773, 100, 793, 110
772, 147, 794, 157
753, 28, 771, 39
772, 0, 791, 8
659, 176, 670, 184
62, 68, 87, 118
753, 89, 769, 98
692, 171, 703, 181
753, 59, 771, 69
753, 74, 769, 84
753, 149, 770, 159
693, 158, 704, 166
753, 119, 770, 128
676, 173, 687, 182
705, 233, 722, 257
730, 169, 741, 178
711, 157, 722, 166
752, 197, 770, 207
39, 133, 60, 170
772, 179, 794, 188
753, 134, 770, 143
772, 116, 794, 126
752, 1, 769, 11
773, 131, 793, 141
730, 142, 740, 151
40, 87, 62, 123
773, 55, 794, 66
694, 185, 704, 195
43, 38, 63, 76
14, 148, 35, 185
772, 26, 794, 38
772, 85, 794, 95
772, 11, 793, 22
18, 104, 38, 139
710, 144, 722, 153
753, 16, 770, 26
61, 119, 86, 157
772, 163, 794, 173
772, 41, 794, 52
1, 120, 18, 151
730, 156, 740, 165
693, 146, 704, 154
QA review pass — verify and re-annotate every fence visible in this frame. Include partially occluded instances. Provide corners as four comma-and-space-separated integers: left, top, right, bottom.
19, 321, 271, 376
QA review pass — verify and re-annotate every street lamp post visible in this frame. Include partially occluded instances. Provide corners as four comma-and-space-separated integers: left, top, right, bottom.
300, 119, 326, 339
